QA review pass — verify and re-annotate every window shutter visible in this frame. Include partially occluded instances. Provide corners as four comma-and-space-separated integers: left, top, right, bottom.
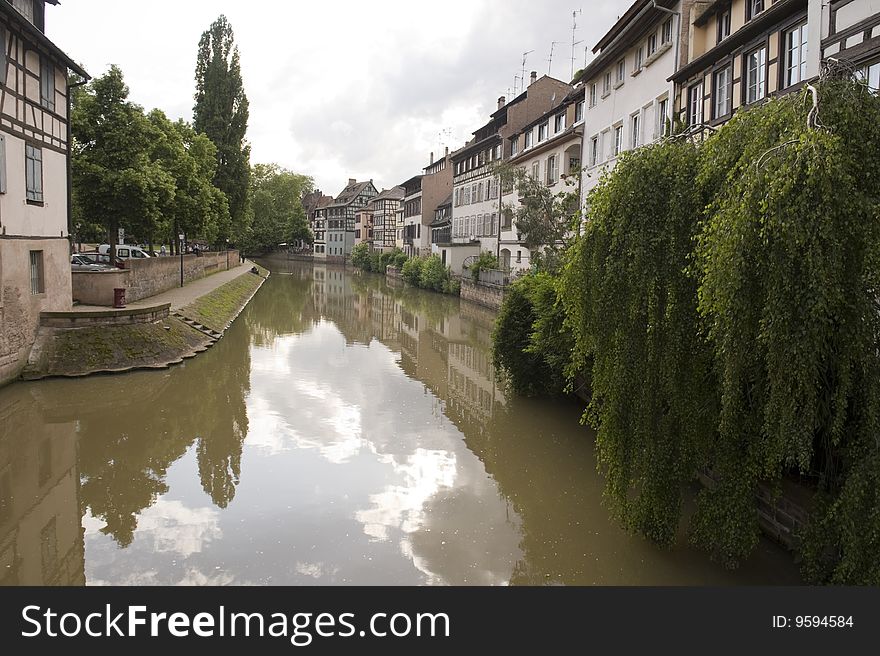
0, 134, 6, 194
0, 28, 6, 89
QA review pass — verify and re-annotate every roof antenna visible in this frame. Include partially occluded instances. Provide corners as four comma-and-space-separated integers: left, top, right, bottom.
548, 41, 563, 75
571, 9, 583, 80
521, 50, 534, 93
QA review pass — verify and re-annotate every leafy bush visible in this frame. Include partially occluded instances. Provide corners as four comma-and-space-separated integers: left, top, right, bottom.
419, 255, 449, 292
468, 251, 499, 282
351, 242, 371, 270
368, 252, 382, 273
401, 256, 423, 285
393, 251, 409, 269
492, 273, 572, 397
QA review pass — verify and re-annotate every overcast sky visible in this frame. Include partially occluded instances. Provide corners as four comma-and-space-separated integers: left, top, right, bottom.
50, 0, 624, 196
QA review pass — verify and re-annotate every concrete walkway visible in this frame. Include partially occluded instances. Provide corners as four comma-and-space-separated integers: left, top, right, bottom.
72, 260, 257, 314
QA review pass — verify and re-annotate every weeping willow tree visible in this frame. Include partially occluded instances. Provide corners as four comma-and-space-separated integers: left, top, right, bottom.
694, 78, 880, 582
562, 140, 717, 545
557, 76, 880, 582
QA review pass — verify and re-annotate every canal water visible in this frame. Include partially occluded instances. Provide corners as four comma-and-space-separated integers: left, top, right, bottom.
0, 261, 800, 585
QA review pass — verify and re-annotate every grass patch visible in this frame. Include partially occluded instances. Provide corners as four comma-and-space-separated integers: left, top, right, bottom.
180, 265, 267, 333
44, 319, 207, 376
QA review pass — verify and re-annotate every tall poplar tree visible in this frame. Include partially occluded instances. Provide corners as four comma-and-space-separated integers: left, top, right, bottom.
193, 15, 251, 244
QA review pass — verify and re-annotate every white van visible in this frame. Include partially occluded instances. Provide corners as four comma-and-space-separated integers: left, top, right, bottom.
98, 244, 151, 259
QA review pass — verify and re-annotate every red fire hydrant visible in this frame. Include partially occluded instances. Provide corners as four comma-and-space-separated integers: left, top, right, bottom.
113, 288, 126, 308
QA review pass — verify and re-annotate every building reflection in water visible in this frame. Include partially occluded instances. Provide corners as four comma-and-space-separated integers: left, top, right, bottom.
0, 391, 84, 585
0, 259, 800, 585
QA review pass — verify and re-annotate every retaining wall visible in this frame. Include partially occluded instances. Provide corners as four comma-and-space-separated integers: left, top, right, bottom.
460, 278, 506, 310
72, 251, 240, 306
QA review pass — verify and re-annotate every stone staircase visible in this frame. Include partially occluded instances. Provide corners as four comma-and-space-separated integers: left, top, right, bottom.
171, 311, 223, 344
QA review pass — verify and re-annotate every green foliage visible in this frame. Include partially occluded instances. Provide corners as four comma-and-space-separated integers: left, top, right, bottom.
245, 163, 313, 253
401, 256, 423, 285
693, 81, 880, 581
468, 251, 498, 282
368, 252, 382, 273
194, 15, 251, 245
351, 242, 371, 269
72, 66, 175, 250
419, 255, 451, 292
531, 79, 880, 581
393, 251, 409, 269
147, 110, 230, 247
563, 139, 716, 546
492, 273, 572, 397
494, 161, 582, 273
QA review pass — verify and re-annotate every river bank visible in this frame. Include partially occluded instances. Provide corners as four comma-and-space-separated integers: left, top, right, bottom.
20, 264, 268, 380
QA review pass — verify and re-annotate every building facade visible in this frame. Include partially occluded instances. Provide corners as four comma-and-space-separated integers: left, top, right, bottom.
671, 1, 819, 135
580, 0, 687, 206
0, 0, 88, 385
502, 85, 585, 274
442, 73, 573, 276
369, 186, 404, 253
821, 0, 880, 86
400, 174, 422, 258
322, 179, 377, 261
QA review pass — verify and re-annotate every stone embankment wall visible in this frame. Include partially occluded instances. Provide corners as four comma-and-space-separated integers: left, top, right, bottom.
72, 251, 240, 306
460, 278, 506, 310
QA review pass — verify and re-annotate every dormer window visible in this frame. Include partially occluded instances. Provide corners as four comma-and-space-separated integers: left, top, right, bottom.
537, 122, 548, 142
747, 0, 764, 21
717, 8, 731, 43
12, 0, 33, 24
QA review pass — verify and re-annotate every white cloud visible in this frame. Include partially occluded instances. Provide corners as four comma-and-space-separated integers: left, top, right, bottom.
49, 0, 623, 195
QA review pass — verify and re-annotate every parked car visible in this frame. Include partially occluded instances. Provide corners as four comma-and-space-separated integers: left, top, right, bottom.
77, 251, 124, 268
71, 254, 115, 271
97, 244, 151, 259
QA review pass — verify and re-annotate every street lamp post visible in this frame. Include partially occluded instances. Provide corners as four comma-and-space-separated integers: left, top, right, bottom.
179, 233, 185, 287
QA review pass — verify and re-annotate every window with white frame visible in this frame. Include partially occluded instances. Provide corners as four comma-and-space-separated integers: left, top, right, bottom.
662, 17, 673, 44
717, 8, 731, 43
547, 155, 558, 185
590, 136, 599, 166
635, 46, 644, 71
538, 122, 548, 142
745, 46, 767, 103
859, 60, 880, 92
747, 0, 764, 21
603, 71, 611, 94
554, 113, 565, 132
657, 96, 668, 137
714, 65, 732, 118
524, 130, 533, 148
575, 100, 584, 122
616, 59, 625, 84
630, 113, 640, 148
613, 125, 623, 156
531, 161, 540, 180
589, 83, 597, 107
688, 83, 703, 126
784, 23, 808, 87
647, 33, 657, 58
510, 136, 518, 156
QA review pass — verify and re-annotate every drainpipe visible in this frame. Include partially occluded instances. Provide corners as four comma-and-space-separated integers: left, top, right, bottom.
67, 75, 89, 254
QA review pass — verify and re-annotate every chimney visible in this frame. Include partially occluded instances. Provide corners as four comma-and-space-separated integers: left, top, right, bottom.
530, 71, 537, 85
430, 151, 434, 165
348, 178, 356, 186
445, 146, 449, 157
497, 96, 506, 109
